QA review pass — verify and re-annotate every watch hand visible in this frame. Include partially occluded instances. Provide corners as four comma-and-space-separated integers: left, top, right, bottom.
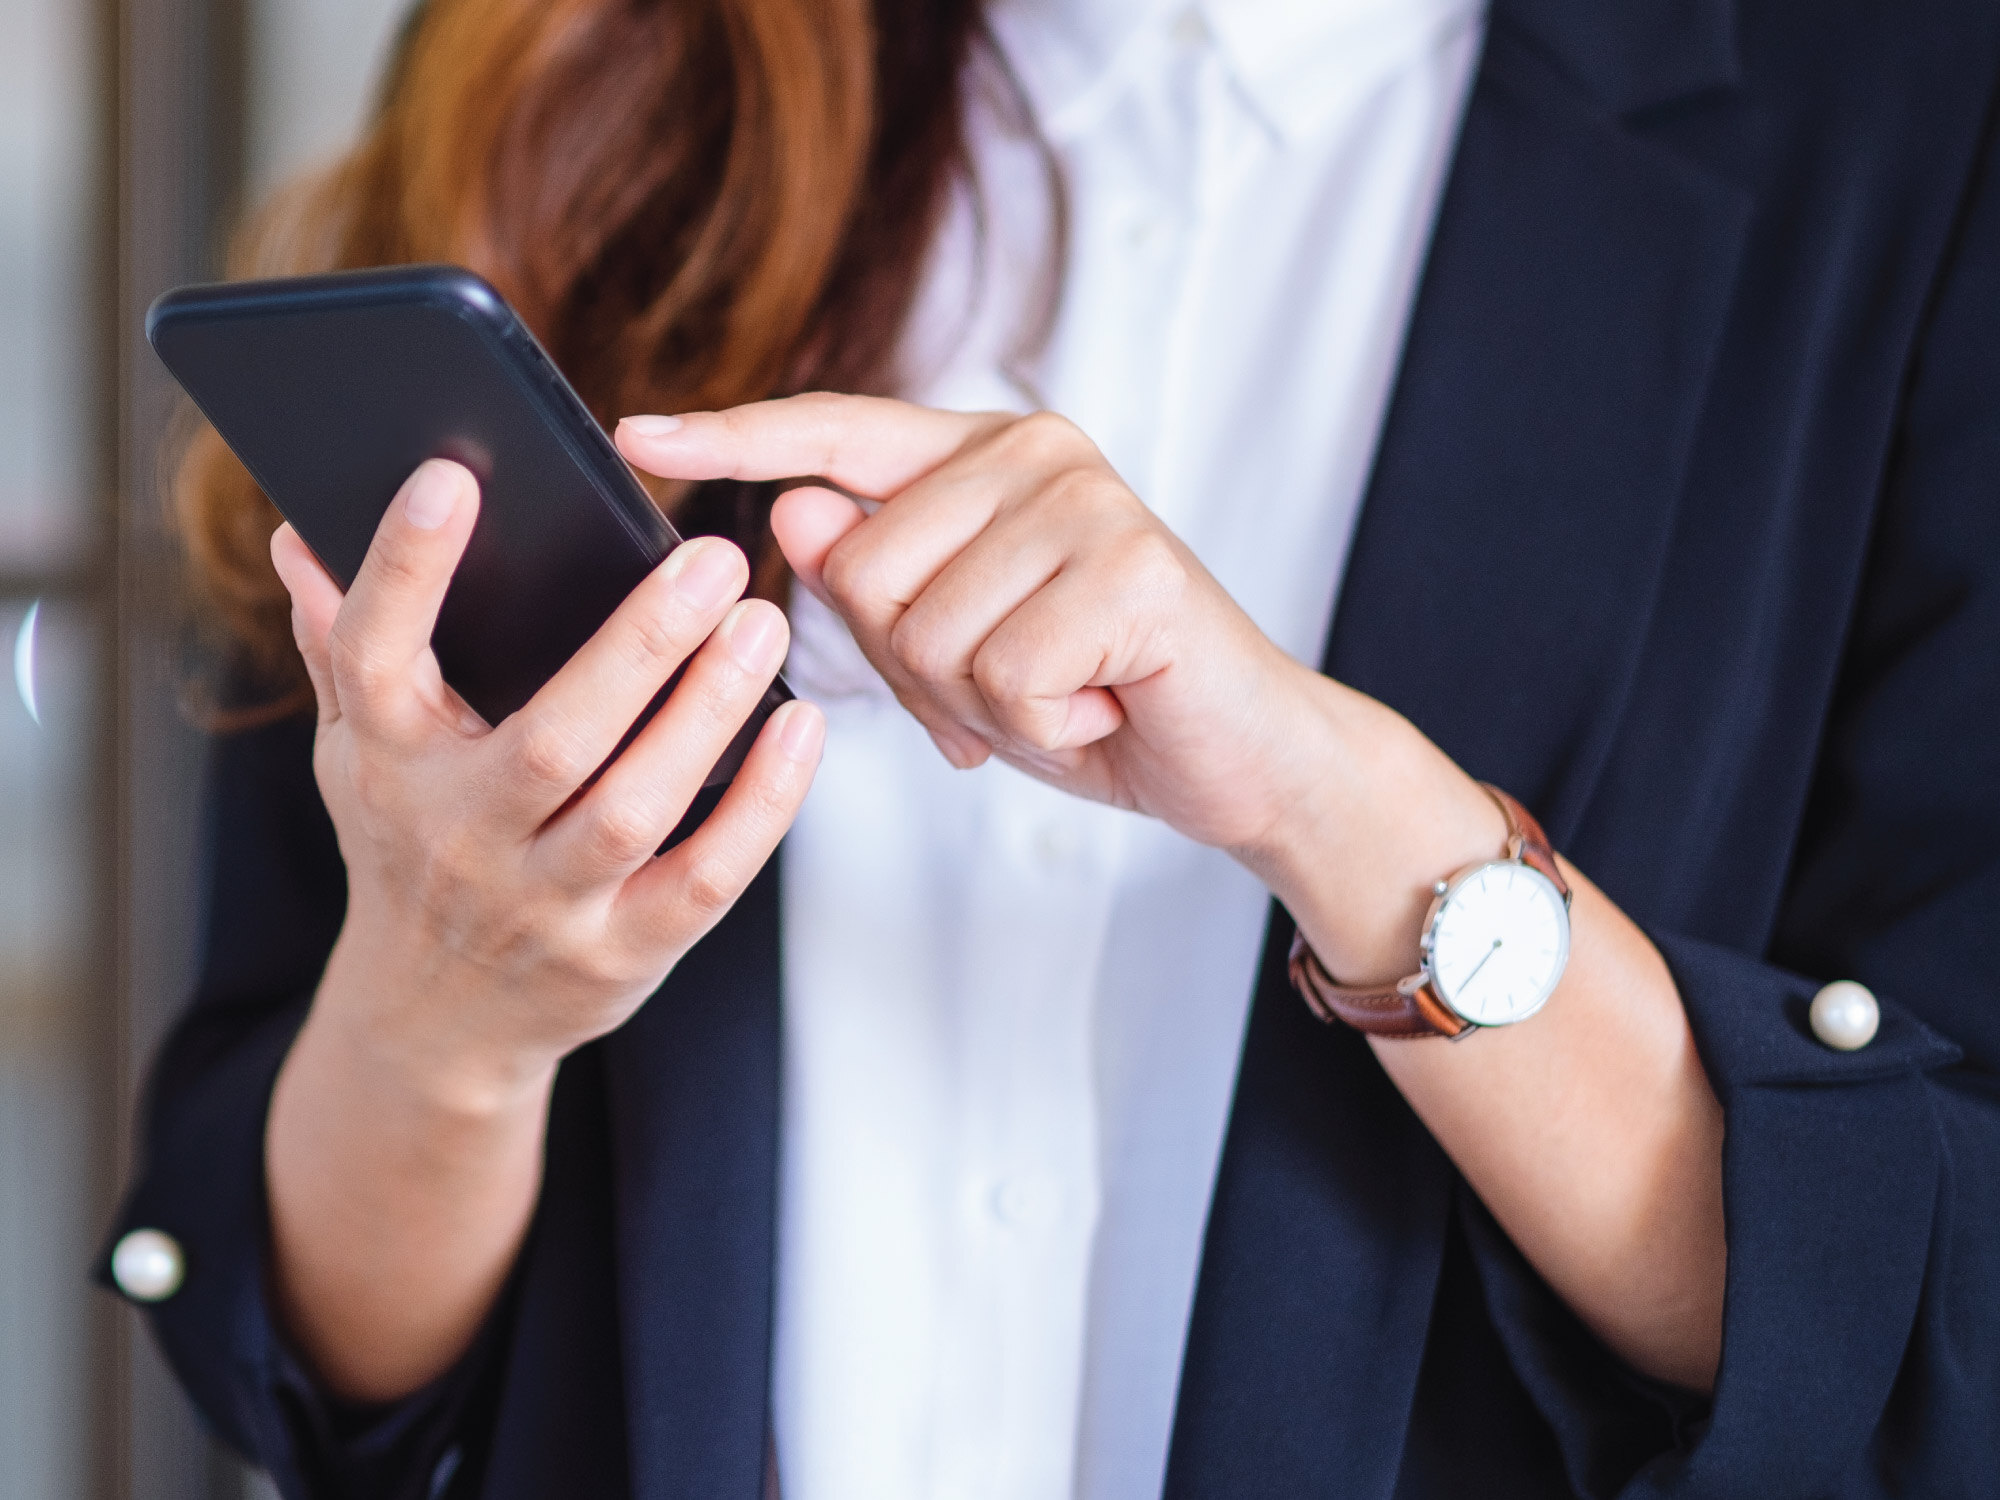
1456, 937, 1503, 994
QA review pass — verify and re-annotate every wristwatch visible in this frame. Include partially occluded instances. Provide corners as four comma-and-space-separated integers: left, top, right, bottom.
1288, 784, 1571, 1039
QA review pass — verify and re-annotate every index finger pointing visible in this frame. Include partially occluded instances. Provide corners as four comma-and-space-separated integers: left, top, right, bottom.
615, 394, 1005, 501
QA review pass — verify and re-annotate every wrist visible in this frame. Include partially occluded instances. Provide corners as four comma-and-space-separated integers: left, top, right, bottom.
1236, 675, 1508, 986
308, 921, 563, 1128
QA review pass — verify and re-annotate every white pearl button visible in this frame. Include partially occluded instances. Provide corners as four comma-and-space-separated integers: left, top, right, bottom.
1810, 980, 1880, 1051
1171, 5, 1209, 47
111, 1229, 185, 1302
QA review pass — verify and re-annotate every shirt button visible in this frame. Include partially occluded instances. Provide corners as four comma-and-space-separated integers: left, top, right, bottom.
992, 1176, 1058, 1229
1809, 980, 1880, 1051
111, 1229, 185, 1302
1031, 821, 1082, 871
1171, 5, 1209, 48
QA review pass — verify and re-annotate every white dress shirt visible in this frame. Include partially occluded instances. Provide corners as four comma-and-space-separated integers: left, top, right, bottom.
773, 3, 1484, 1498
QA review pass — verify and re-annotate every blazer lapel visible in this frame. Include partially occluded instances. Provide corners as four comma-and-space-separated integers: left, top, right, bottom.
1325, 14, 1752, 836
1169, 5, 1750, 1495
604, 858, 784, 1500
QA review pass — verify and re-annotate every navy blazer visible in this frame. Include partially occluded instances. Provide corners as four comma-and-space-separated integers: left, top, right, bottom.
105, 0, 2000, 1495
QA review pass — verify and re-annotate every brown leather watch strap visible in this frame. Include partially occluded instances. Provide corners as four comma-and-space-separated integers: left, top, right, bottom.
1488, 784, 1567, 900
1287, 784, 1567, 1039
1288, 942, 1473, 1037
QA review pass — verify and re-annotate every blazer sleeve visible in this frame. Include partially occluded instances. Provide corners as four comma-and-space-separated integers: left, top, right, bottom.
96, 715, 507, 1500
1459, 99, 2000, 1500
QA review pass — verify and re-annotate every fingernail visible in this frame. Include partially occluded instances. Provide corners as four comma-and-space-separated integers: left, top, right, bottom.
928, 725, 989, 770
402, 461, 459, 530
724, 602, 784, 672
620, 414, 684, 438
669, 540, 740, 611
776, 701, 825, 762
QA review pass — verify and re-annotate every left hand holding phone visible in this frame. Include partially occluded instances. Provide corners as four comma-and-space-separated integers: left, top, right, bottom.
262, 456, 823, 1403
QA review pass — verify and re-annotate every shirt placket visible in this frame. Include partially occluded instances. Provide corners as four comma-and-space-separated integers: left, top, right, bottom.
929, 771, 1123, 1500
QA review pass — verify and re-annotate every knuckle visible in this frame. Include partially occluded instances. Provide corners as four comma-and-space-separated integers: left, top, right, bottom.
818, 543, 858, 603
679, 853, 739, 918
325, 621, 389, 698
1009, 409, 1084, 462
1111, 528, 1187, 600
736, 760, 799, 826
790, 392, 848, 467
888, 613, 956, 685
589, 798, 661, 867
818, 537, 886, 612
971, 645, 1035, 708
969, 652, 1062, 752
540, 910, 617, 985
677, 659, 754, 741
623, 606, 690, 679
365, 539, 428, 595
514, 718, 589, 788
1038, 464, 1121, 519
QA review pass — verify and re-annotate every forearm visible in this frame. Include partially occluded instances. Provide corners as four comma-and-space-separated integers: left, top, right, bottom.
1370, 869, 1725, 1391
1242, 676, 1726, 1392
264, 929, 556, 1404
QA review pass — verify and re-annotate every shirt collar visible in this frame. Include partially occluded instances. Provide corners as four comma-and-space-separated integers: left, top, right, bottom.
989, 0, 1488, 145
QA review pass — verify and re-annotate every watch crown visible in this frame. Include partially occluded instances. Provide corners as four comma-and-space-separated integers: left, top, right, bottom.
1433, 879, 1449, 896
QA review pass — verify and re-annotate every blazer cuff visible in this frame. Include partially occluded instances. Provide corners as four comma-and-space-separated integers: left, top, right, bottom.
1650, 931, 1954, 1497
95, 998, 486, 1500
1465, 931, 1961, 1498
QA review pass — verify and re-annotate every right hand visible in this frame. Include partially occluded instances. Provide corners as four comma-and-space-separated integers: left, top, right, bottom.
271, 457, 824, 1111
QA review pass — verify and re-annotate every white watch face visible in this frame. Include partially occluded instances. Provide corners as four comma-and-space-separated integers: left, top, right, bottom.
1427, 861, 1570, 1027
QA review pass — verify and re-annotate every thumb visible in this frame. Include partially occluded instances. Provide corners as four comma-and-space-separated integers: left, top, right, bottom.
769, 484, 867, 605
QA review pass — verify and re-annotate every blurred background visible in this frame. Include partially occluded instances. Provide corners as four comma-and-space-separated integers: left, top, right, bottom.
1, 0, 409, 1493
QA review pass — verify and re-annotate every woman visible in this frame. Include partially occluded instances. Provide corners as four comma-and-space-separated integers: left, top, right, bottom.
103, 0, 2000, 1495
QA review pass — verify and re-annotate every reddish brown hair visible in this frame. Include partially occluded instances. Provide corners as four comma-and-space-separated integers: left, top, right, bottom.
179, 0, 986, 713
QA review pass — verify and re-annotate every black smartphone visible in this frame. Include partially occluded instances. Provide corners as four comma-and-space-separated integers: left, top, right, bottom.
147, 264, 790, 793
